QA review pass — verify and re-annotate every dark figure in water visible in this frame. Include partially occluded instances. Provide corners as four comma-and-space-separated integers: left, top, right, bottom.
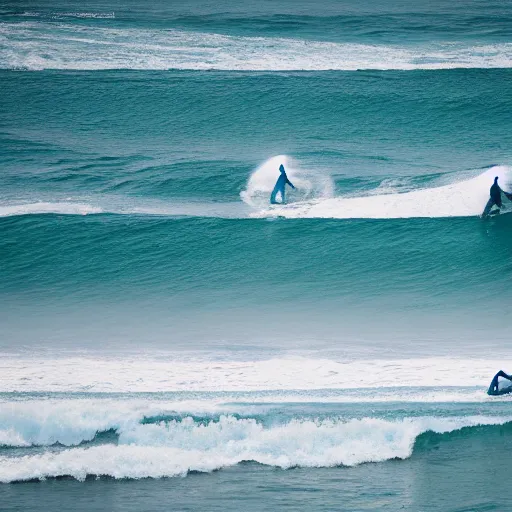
488, 370, 512, 395
482, 177, 512, 217
270, 164, 295, 204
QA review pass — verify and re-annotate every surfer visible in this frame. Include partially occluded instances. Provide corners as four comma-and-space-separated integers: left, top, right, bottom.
487, 370, 512, 395
482, 177, 512, 217
270, 164, 295, 204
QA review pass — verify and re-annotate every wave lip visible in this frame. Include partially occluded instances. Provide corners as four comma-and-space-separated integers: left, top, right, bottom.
1, 23, 512, 70
0, 415, 509, 482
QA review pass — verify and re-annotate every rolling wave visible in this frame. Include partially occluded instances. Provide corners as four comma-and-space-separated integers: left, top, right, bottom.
251, 165, 512, 219
0, 200, 247, 219
0, 413, 509, 482
2, 165, 509, 220
1, 23, 512, 70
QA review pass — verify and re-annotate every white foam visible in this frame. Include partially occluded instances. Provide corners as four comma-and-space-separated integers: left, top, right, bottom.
2, 165, 509, 220
0, 354, 508, 393
1, 23, 511, 70
1, 391, 502, 449
0, 415, 508, 482
0, 199, 247, 218
252, 165, 512, 219
0, 398, 209, 447
240, 155, 334, 207
20, 12, 115, 19
0, 202, 103, 217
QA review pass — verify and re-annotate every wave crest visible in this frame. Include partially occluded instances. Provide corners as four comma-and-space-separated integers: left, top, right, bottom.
251, 165, 512, 219
1, 23, 512, 70
0, 414, 509, 482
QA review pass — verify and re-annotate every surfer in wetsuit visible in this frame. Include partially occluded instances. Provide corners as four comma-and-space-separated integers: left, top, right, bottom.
488, 370, 512, 395
270, 164, 295, 204
482, 177, 512, 217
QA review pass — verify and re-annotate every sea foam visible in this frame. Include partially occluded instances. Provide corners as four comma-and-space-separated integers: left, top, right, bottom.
1, 23, 511, 70
251, 165, 512, 219
0, 415, 509, 482
3, 165, 508, 220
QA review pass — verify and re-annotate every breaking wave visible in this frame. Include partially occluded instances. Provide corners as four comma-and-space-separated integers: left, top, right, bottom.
1, 23, 512, 70
240, 155, 334, 208
251, 165, 512, 219
3, 164, 510, 220
0, 412, 509, 482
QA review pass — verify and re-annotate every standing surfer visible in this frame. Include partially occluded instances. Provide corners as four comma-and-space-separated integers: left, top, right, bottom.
482, 177, 512, 218
270, 164, 295, 204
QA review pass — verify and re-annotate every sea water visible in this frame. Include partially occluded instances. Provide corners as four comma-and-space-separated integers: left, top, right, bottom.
1, 0, 512, 510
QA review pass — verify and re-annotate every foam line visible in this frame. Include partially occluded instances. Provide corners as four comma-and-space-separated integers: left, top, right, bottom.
1, 23, 511, 70
0, 355, 506, 393
0, 202, 103, 217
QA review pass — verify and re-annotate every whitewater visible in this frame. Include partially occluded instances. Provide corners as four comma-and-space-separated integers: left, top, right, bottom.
1, 408, 509, 483
2, 23, 512, 70
2, 159, 511, 220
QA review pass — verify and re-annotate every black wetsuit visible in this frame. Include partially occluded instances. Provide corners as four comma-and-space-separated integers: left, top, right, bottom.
482, 181, 506, 217
490, 182, 503, 208
488, 370, 512, 395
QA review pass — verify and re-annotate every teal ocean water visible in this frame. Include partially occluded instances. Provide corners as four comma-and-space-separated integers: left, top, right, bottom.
2, 0, 512, 510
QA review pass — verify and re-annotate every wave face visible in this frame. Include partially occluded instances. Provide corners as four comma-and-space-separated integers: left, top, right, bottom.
0, 394, 511, 482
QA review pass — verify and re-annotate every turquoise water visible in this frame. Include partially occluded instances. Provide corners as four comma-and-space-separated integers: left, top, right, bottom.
2, 0, 512, 509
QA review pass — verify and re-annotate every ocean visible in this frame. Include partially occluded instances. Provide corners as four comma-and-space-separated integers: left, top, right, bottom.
1, 0, 512, 510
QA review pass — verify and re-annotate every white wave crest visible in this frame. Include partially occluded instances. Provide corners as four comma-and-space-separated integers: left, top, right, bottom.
20, 12, 115, 19
240, 155, 334, 207
0, 415, 508, 482
0, 201, 103, 217
252, 165, 512, 219
1, 23, 511, 70
0, 399, 142, 447
0, 199, 249, 218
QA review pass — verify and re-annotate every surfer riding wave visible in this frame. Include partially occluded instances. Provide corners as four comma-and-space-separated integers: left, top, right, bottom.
482, 176, 512, 218
270, 164, 295, 204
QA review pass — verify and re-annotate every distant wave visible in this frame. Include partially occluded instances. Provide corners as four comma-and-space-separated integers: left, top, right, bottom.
20, 12, 115, 19
1, 23, 511, 70
0, 411, 509, 482
0, 202, 103, 217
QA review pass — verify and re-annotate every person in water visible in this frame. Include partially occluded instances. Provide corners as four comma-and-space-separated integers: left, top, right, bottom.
488, 370, 512, 395
482, 176, 512, 217
270, 164, 295, 204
